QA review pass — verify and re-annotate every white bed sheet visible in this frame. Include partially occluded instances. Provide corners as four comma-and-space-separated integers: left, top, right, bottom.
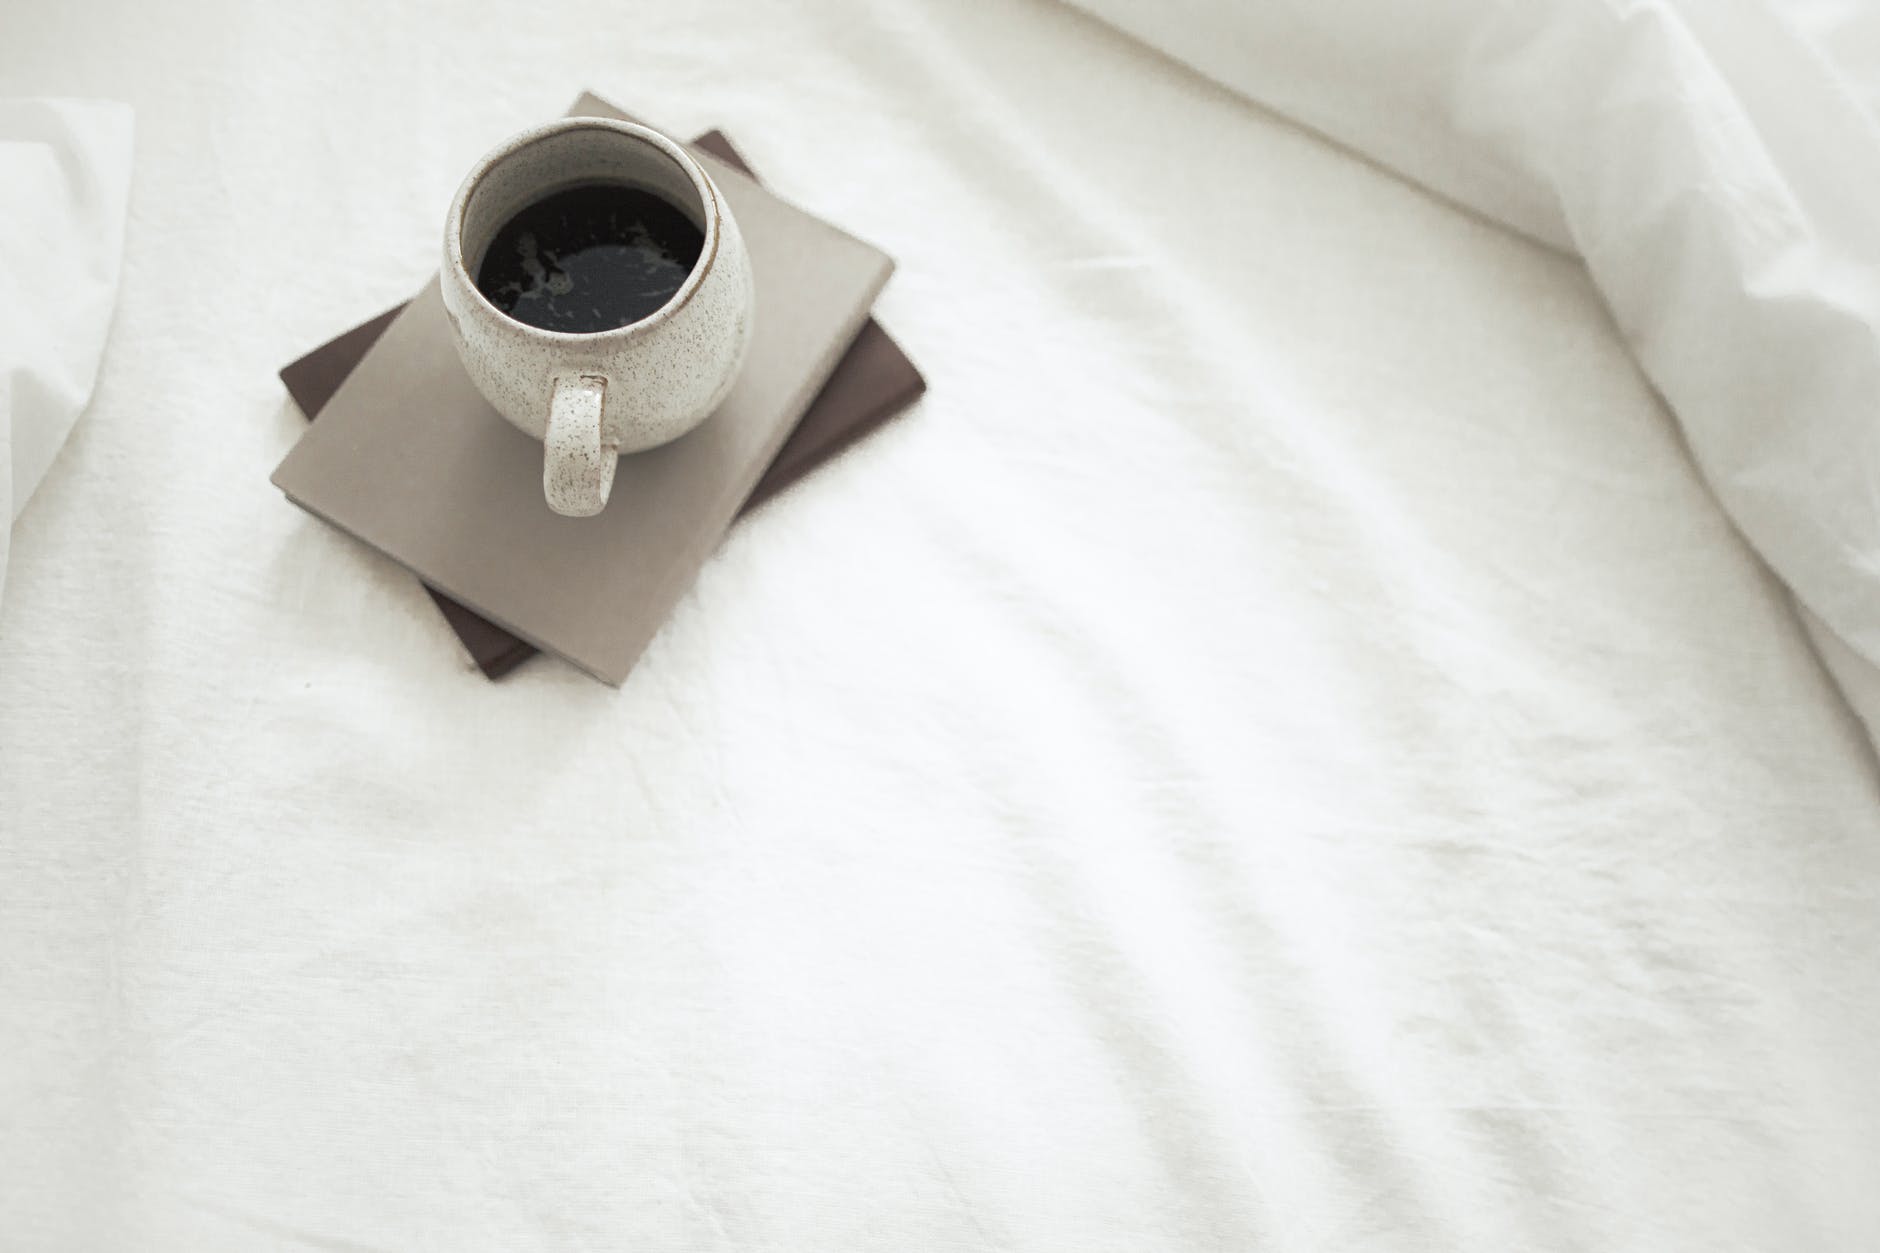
2, 1, 1877, 1249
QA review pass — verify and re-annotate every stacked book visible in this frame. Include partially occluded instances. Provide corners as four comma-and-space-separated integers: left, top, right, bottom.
272, 94, 922, 684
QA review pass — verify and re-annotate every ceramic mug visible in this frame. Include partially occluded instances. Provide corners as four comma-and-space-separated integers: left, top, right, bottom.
441, 118, 754, 517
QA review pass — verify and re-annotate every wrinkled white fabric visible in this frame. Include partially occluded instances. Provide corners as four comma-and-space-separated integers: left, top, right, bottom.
0, 97, 132, 608
1068, 0, 1880, 749
2, 1, 1878, 1250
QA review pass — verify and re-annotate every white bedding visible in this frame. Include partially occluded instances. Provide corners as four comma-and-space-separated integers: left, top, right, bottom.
0, 98, 132, 615
1073, 0, 1880, 765
3, 1, 1877, 1249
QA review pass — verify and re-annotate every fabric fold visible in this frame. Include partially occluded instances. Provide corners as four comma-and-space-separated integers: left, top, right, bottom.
0, 97, 134, 607
1066, 0, 1880, 739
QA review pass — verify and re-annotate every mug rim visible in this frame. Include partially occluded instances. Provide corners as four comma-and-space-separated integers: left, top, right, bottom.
444, 116, 724, 344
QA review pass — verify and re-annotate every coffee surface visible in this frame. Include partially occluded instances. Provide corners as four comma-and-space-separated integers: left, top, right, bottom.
475, 183, 704, 333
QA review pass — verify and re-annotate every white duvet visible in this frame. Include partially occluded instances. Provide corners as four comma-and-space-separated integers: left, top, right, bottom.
3, 1, 1878, 1249
0, 99, 131, 615
1074, 0, 1880, 760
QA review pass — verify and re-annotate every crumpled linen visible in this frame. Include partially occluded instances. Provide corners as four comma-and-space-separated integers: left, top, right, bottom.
0, 98, 133, 607
1068, 0, 1880, 744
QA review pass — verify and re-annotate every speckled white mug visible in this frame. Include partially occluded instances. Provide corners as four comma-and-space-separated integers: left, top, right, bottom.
441, 118, 754, 517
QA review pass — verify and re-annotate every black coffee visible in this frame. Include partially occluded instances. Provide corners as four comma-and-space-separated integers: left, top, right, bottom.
475, 183, 704, 334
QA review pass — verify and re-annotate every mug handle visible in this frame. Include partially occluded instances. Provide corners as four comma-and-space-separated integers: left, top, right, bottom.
543, 374, 616, 517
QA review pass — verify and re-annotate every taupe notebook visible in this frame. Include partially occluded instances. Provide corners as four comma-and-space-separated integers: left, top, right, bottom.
272, 95, 894, 684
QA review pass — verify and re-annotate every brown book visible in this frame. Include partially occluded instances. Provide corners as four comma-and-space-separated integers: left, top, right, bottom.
273, 95, 896, 685
280, 129, 924, 679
